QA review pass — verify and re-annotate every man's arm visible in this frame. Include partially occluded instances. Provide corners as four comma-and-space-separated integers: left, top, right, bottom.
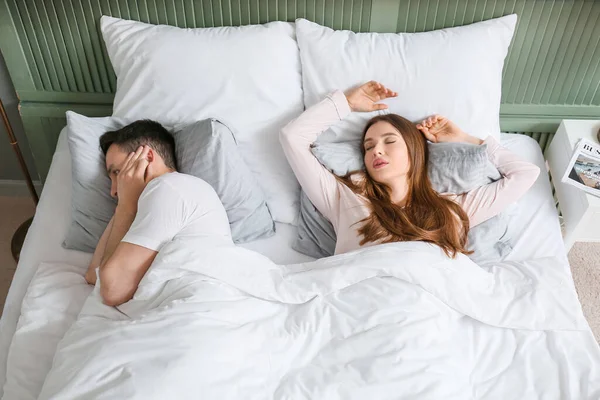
98, 146, 157, 307
100, 206, 137, 267
85, 216, 114, 285
100, 244, 157, 306
99, 206, 157, 306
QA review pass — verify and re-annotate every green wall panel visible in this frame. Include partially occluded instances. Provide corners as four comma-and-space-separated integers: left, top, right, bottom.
388, 0, 600, 109
0, 0, 373, 182
1, 0, 599, 183
20, 116, 66, 182
2, 0, 372, 97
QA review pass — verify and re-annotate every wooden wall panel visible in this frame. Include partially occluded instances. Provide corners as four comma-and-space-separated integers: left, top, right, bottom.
1, 0, 598, 181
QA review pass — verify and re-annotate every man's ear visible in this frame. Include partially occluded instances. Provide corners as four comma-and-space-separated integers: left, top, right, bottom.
143, 148, 154, 182
146, 148, 155, 163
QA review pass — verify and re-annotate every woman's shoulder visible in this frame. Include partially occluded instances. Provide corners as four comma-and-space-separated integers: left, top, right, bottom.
337, 171, 369, 202
335, 171, 366, 188
440, 191, 459, 200
349, 171, 366, 184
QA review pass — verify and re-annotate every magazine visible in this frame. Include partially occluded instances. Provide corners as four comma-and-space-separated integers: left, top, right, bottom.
562, 138, 600, 198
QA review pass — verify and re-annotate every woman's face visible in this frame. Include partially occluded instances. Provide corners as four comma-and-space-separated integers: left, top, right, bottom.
363, 121, 410, 184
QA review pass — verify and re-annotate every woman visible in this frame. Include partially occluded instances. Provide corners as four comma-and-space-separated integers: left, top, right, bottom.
280, 81, 540, 258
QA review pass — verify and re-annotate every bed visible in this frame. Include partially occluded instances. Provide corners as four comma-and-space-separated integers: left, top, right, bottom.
1, 1, 600, 398
0, 128, 584, 399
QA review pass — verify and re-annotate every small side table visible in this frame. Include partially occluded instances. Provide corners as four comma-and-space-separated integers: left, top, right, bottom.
546, 120, 600, 252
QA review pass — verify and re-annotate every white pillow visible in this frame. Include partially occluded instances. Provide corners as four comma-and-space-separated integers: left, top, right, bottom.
100, 16, 304, 224
296, 15, 517, 141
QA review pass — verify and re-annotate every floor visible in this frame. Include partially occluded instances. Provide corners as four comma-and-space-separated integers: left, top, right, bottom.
0, 196, 35, 313
568, 241, 600, 341
0, 196, 599, 344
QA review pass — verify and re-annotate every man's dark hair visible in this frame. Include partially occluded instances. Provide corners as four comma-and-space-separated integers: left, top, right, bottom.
100, 120, 177, 170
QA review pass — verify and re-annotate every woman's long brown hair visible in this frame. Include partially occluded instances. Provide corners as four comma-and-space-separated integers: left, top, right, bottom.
337, 114, 472, 258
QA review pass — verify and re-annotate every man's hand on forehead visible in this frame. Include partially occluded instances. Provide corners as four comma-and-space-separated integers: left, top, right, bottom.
116, 145, 151, 214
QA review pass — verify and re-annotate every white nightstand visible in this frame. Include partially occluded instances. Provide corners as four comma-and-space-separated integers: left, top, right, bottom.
546, 120, 600, 252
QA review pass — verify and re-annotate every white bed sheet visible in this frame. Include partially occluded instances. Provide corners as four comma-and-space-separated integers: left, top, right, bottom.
0, 130, 567, 397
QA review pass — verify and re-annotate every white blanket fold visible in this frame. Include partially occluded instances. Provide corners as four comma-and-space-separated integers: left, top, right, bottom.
39, 242, 600, 399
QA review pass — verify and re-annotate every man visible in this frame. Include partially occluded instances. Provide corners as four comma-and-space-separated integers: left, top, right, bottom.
84, 120, 232, 306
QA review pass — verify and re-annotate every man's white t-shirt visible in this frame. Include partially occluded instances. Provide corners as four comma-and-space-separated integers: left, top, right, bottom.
122, 172, 232, 251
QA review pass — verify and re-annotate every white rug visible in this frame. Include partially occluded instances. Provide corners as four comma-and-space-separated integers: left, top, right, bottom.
569, 242, 600, 344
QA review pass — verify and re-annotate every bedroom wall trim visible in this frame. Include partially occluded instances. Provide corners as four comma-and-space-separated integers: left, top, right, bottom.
19, 102, 112, 118
0, 179, 42, 197
500, 104, 600, 133
16, 91, 115, 105
17, 100, 600, 126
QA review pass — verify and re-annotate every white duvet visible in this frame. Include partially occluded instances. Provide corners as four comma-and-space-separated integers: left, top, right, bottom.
37, 241, 600, 399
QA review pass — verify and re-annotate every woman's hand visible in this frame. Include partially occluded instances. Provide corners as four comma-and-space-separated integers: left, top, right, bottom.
345, 81, 397, 112
417, 115, 483, 145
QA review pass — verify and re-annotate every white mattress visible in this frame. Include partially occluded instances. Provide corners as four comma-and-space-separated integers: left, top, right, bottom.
0, 130, 567, 398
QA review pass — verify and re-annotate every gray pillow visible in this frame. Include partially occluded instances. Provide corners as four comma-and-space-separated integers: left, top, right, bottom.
310, 138, 503, 187
174, 119, 275, 243
427, 142, 501, 193
293, 191, 336, 258
428, 142, 512, 264
297, 138, 511, 261
63, 113, 274, 253
63, 111, 121, 253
